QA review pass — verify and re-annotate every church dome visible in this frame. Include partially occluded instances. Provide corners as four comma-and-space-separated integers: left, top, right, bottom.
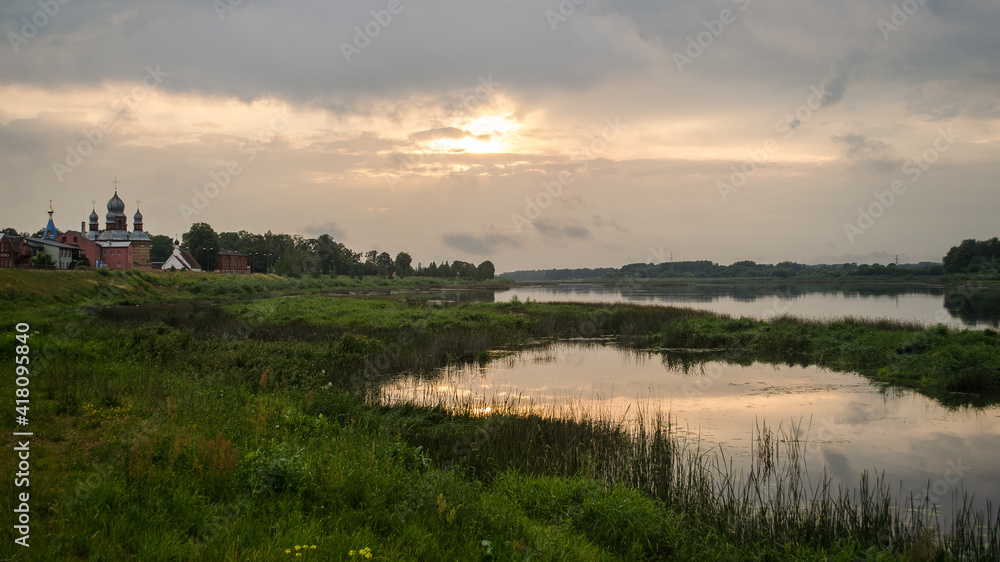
107, 191, 126, 216
134, 208, 143, 222
89, 208, 99, 222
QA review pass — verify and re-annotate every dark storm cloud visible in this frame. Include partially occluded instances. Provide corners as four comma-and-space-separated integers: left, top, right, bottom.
3, 0, 999, 120
0, 0, 661, 105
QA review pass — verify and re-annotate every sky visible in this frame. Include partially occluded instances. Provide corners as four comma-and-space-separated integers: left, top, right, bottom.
1, 0, 998, 272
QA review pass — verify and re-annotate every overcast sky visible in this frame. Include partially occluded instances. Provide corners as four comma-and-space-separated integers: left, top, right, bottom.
2, 0, 997, 271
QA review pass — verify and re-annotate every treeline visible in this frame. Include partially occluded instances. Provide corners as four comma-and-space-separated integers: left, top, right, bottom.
502, 260, 951, 282
944, 238, 1000, 274
501, 267, 618, 282
610, 260, 944, 280
176, 223, 495, 280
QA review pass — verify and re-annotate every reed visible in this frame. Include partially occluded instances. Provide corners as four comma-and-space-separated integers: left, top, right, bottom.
380, 390, 1000, 558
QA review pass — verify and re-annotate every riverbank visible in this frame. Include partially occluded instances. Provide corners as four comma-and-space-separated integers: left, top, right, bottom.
1, 270, 997, 559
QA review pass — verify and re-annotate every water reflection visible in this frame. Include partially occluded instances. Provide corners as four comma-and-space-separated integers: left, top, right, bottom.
386, 342, 1000, 521
944, 290, 1000, 327
488, 284, 1000, 328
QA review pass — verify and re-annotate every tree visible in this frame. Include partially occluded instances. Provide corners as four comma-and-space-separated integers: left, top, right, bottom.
376, 251, 394, 277
476, 260, 495, 281
182, 222, 221, 272
452, 260, 477, 279
944, 238, 1000, 274
150, 234, 174, 262
72, 256, 91, 269
31, 252, 56, 269
1, 227, 18, 236
219, 231, 240, 251
394, 252, 413, 277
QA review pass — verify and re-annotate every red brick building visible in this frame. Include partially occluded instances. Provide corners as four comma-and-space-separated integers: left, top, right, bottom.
56, 231, 102, 268
216, 249, 250, 274
0, 234, 33, 268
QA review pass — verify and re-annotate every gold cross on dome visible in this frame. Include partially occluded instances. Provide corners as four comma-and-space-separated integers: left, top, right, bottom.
91, 199, 97, 207
135, 199, 142, 207
112, 177, 120, 189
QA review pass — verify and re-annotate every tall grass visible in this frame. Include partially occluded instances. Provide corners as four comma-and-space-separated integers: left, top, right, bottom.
379, 391, 1000, 559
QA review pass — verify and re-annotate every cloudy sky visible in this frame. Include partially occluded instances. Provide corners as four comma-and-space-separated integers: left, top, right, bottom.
2, 0, 997, 271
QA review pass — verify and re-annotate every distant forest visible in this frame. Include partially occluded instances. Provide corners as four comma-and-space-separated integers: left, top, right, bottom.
176, 222, 495, 280
502, 238, 998, 282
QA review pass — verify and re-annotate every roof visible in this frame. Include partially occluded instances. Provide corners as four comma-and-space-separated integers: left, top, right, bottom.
219, 248, 247, 257
98, 241, 133, 248
97, 229, 131, 241
181, 249, 202, 269
1, 234, 27, 251
26, 237, 79, 250
159, 246, 202, 271
107, 190, 126, 216
130, 231, 151, 241
42, 217, 58, 239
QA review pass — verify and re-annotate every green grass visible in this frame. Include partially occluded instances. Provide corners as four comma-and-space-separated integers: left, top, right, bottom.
1, 269, 999, 559
2, 312, 876, 561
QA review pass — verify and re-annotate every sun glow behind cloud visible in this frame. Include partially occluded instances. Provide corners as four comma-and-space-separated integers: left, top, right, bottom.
423, 113, 522, 154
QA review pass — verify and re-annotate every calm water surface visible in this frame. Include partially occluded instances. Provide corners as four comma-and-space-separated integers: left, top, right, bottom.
386, 342, 1000, 522
478, 284, 1000, 329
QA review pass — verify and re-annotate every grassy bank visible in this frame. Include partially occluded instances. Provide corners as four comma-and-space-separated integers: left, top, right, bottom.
2, 304, 909, 560
1, 269, 998, 559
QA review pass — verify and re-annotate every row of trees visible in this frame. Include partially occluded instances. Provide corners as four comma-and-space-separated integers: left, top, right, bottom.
509, 239, 997, 282
943, 238, 1000, 274
180, 223, 495, 280
511, 259, 954, 282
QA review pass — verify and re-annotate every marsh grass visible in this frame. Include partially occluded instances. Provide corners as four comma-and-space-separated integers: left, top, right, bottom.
4, 273, 999, 558
381, 390, 1000, 559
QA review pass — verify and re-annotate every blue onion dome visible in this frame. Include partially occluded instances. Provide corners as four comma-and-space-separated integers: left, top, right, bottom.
134, 208, 143, 222
89, 208, 99, 222
107, 191, 126, 215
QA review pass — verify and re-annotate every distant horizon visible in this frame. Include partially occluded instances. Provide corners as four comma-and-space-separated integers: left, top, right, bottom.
5, 210, 955, 274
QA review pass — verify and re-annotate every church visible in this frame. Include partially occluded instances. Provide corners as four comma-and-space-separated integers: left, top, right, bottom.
51, 181, 153, 269
7, 178, 247, 273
